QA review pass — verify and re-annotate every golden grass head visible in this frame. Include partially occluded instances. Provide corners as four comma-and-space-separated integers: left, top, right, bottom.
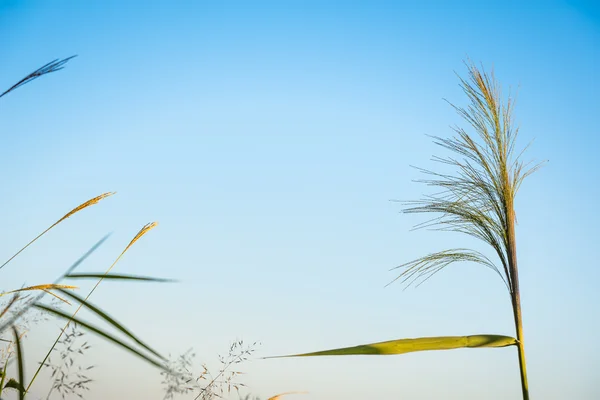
123, 222, 158, 254
57, 192, 116, 224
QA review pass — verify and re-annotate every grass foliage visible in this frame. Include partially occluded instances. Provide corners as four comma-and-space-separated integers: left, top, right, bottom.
0, 57, 274, 400
0, 58, 169, 398
2, 55, 540, 400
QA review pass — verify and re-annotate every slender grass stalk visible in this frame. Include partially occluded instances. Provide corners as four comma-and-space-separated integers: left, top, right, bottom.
392, 62, 543, 399
0, 192, 115, 272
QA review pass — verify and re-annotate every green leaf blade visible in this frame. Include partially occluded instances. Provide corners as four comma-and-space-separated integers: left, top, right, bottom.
65, 273, 176, 283
269, 334, 516, 358
4, 378, 25, 393
33, 303, 167, 371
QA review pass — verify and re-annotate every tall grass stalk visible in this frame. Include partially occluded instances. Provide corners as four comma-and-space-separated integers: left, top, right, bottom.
273, 62, 544, 400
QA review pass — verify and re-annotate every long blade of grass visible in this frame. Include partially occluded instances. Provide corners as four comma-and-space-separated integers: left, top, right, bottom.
33, 303, 167, 370
268, 334, 516, 358
11, 326, 25, 400
65, 273, 176, 283
0, 192, 114, 272
55, 288, 164, 359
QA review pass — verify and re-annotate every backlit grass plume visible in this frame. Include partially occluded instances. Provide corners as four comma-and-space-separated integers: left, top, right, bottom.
391, 62, 543, 399
273, 62, 543, 400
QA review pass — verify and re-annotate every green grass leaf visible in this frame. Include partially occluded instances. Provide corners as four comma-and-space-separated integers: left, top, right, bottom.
11, 326, 25, 400
54, 288, 164, 359
4, 378, 25, 394
65, 273, 176, 283
268, 334, 517, 358
33, 303, 167, 371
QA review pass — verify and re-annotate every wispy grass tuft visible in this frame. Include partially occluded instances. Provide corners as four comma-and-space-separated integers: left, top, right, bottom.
390, 61, 545, 294
160, 341, 260, 400
41, 324, 94, 400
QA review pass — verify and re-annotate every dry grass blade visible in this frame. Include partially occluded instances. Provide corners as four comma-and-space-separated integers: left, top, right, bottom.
0, 294, 20, 320
0, 284, 78, 297
0, 56, 76, 99
0, 192, 115, 272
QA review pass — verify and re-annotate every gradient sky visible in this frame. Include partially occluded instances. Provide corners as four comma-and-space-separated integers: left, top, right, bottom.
0, 1, 598, 399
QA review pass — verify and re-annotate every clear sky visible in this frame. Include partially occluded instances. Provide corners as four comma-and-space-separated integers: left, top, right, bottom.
0, 1, 598, 399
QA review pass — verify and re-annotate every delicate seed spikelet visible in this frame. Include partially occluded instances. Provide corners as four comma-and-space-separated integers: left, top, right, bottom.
56, 192, 116, 224
0, 284, 78, 297
123, 222, 158, 254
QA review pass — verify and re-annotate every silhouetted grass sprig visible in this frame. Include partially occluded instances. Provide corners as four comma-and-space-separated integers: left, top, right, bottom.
0, 56, 76, 99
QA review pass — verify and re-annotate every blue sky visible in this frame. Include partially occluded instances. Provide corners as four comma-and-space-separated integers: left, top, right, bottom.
0, 1, 598, 399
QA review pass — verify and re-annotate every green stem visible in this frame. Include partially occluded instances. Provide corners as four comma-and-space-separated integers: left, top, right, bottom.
506, 195, 529, 400
513, 294, 529, 400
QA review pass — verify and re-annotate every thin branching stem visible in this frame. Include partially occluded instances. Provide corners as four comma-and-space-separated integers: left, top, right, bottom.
390, 61, 544, 399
